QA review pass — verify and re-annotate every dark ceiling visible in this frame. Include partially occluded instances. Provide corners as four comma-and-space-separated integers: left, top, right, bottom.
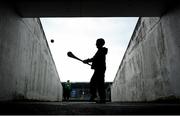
11, 0, 178, 17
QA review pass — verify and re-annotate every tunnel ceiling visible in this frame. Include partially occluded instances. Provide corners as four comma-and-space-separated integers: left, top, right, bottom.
12, 0, 176, 17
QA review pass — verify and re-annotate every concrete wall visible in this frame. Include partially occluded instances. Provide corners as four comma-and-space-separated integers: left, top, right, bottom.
111, 6, 180, 102
0, 4, 63, 101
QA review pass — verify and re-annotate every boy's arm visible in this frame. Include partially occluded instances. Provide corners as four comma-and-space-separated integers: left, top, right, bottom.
83, 58, 93, 64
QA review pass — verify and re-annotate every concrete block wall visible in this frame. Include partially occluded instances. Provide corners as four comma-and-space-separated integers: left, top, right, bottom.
0, 4, 62, 101
111, 7, 180, 102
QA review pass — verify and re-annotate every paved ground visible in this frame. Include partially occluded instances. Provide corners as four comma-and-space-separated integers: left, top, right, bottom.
0, 101, 180, 115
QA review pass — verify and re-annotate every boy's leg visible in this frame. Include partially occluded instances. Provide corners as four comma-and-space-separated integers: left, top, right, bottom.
97, 79, 106, 102
89, 76, 97, 101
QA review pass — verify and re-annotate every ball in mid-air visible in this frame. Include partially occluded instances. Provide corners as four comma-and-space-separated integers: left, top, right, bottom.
50, 39, 54, 43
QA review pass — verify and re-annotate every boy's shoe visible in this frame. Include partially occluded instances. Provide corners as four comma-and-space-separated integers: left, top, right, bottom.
96, 100, 106, 104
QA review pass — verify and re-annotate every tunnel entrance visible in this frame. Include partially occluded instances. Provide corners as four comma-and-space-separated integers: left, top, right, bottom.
40, 17, 138, 102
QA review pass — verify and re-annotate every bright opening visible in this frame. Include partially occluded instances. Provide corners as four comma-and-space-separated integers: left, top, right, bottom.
40, 17, 138, 82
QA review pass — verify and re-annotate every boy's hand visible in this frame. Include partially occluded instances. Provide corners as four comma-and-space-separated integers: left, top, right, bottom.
83, 59, 89, 64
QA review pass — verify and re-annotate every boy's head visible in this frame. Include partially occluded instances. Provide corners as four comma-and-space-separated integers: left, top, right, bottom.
96, 38, 105, 48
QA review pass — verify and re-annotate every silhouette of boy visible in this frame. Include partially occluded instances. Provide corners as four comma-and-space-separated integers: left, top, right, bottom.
83, 38, 108, 103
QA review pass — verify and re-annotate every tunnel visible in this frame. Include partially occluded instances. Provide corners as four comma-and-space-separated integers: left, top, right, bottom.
0, 0, 180, 114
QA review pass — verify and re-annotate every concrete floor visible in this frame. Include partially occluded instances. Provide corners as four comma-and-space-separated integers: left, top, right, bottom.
0, 101, 179, 115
